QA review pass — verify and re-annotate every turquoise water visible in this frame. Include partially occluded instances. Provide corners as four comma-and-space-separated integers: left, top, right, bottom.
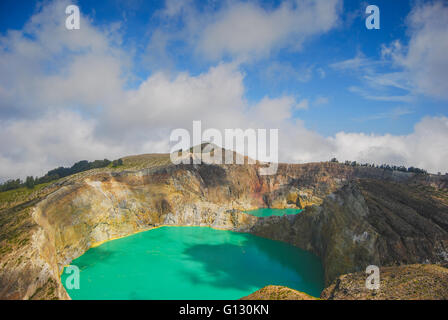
61, 226, 324, 300
245, 208, 302, 217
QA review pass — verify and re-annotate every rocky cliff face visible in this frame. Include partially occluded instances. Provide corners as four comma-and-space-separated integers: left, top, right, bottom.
321, 264, 448, 300
241, 285, 317, 300
243, 264, 448, 300
251, 179, 448, 285
0, 163, 261, 299
1, 157, 447, 299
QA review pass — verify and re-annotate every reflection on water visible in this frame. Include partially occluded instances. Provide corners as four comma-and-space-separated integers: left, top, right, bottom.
245, 208, 302, 217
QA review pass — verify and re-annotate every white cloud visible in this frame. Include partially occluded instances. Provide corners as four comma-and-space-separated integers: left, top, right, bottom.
352, 107, 414, 122
330, 54, 380, 72
316, 67, 326, 79
262, 113, 448, 174
161, 0, 193, 17
314, 96, 329, 105
0, 111, 126, 179
263, 61, 315, 83
363, 72, 412, 92
383, 1, 448, 100
295, 99, 310, 110
0, 0, 127, 116
249, 96, 298, 125
328, 117, 448, 173
331, 54, 413, 102
0, 0, 447, 181
104, 62, 247, 134
334, 1, 448, 102
151, 0, 341, 62
348, 86, 413, 103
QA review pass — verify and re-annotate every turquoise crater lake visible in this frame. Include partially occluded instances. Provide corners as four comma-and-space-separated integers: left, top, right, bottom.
61, 226, 324, 299
245, 208, 302, 217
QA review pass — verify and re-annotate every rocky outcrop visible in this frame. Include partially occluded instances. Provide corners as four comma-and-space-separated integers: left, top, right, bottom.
243, 264, 448, 300
241, 285, 317, 300
321, 264, 448, 300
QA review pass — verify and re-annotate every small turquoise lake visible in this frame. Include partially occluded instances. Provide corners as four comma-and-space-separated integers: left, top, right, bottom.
245, 208, 302, 217
61, 226, 324, 300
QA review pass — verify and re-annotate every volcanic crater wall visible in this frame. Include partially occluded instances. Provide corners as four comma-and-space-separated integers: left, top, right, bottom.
1, 162, 447, 299
251, 179, 448, 285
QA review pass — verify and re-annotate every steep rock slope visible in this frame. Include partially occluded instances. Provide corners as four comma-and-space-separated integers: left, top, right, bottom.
241, 285, 317, 300
251, 180, 448, 285
321, 264, 448, 300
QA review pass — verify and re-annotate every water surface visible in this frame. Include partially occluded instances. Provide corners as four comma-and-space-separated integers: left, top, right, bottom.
62, 226, 324, 299
245, 208, 302, 217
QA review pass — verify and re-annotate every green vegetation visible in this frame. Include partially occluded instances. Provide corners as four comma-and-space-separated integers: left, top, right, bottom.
0, 183, 51, 209
112, 159, 123, 167
25, 176, 36, 189
118, 153, 172, 170
0, 179, 22, 192
329, 158, 429, 174
0, 158, 123, 193
42, 159, 113, 181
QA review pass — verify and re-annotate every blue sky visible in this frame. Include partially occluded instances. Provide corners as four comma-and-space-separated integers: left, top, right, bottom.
0, 0, 447, 178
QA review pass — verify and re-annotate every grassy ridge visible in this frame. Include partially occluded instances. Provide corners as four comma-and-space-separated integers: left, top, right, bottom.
0, 183, 52, 210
